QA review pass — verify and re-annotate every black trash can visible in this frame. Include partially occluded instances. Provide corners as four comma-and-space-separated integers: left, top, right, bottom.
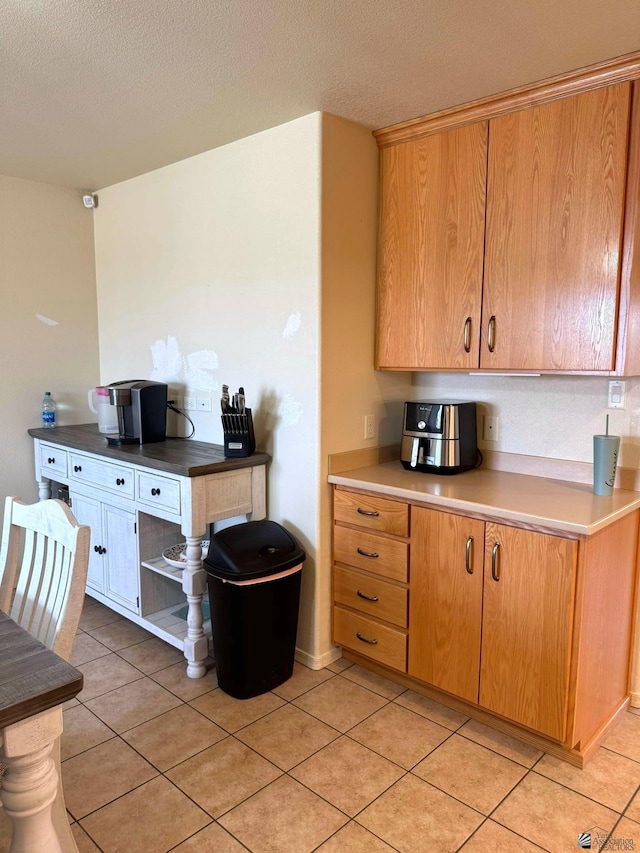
204, 520, 305, 700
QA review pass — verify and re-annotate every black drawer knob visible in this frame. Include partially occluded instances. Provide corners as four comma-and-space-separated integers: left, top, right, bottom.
94, 545, 99, 553
47, 457, 55, 464
74, 465, 82, 473
151, 487, 161, 496
116, 478, 125, 486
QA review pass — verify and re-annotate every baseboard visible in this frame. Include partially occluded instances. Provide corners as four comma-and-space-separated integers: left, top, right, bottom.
630, 690, 640, 709
295, 644, 343, 671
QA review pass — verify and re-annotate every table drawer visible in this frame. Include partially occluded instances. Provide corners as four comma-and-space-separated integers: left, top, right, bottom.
69, 453, 134, 499
334, 566, 408, 628
136, 471, 181, 514
39, 443, 68, 479
334, 526, 408, 582
334, 489, 408, 536
333, 606, 407, 672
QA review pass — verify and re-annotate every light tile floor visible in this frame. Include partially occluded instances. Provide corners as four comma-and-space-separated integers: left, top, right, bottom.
2, 596, 639, 852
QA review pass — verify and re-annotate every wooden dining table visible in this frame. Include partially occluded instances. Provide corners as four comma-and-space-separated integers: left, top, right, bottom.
0, 609, 83, 853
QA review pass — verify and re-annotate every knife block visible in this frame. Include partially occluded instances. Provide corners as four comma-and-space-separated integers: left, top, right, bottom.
222, 409, 256, 457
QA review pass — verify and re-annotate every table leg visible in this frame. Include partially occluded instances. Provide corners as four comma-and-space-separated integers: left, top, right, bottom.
181, 535, 209, 678
1, 709, 67, 853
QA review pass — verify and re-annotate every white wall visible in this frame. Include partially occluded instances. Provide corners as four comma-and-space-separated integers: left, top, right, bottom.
1, 175, 99, 505
319, 114, 411, 661
94, 115, 325, 658
412, 372, 640, 468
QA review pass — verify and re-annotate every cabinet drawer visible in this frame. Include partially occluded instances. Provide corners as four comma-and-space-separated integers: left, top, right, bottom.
334, 566, 407, 628
136, 471, 181, 514
69, 453, 134, 499
334, 526, 408, 582
334, 489, 408, 536
39, 443, 68, 479
333, 606, 407, 672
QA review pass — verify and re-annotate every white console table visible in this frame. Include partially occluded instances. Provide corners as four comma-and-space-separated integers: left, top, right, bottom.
29, 424, 269, 678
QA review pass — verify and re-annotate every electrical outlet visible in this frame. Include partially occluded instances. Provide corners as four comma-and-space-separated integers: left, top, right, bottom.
608, 380, 626, 409
483, 415, 499, 441
364, 414, 376, 440
183, 397, 196, 411
197, 397, 212, 412
173, 395, 182, 408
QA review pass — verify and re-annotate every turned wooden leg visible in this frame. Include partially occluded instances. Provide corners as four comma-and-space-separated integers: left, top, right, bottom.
1, 709, 64, 853
181, 536, 209, 679
37, 479, 52, 502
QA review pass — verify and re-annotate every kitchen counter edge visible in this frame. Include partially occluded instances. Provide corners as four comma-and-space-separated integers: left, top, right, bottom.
328, 461, 640, 536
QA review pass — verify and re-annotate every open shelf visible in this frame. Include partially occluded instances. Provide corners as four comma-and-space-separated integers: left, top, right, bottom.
141, 555, 184, 584
143, 602, 212, 650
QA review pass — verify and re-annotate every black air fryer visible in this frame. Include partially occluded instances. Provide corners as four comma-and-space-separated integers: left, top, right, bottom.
400, 401, 477, 474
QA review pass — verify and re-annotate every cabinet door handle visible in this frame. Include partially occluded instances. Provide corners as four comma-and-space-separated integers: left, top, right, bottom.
463, 317, 472, 353
491, 541, 501, 581
356, 632, 378, 645
357, 547, 379, 559
116, 478, 125, 486
487, 315, 496, 353
465, 536, 474, 574
74, 465, 82, 473
47, 457, 55, 464
357, 507, 379, 517
357, 590, 379, 602
94, 545, 100, 553
151, 487, 161, 496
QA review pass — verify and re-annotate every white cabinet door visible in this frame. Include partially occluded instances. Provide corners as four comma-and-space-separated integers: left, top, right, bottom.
103, 504, 139, 613
71, 492, 105, 594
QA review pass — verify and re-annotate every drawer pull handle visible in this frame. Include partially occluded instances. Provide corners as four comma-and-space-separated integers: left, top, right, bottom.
94, 545, 99, 553
356, 632, 378, 645
487, 315, 496, 353
357, 508, 380, 517
357, 547, 379, 559
116, 478, 125, 486
357, 590, 379, 602
47, 457, 55, 464
74, 465, 82, 473
151, 487, 161, 496
463, 317, 472, 353
94, 545, 105, 555
491, 542, 501, 582
465, 536, 474, 574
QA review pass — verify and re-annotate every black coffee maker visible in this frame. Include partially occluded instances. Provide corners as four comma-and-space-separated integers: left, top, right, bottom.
106, 380, 167, 445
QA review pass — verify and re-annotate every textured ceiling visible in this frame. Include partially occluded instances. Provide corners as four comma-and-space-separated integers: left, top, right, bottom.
2, 0, 639, 190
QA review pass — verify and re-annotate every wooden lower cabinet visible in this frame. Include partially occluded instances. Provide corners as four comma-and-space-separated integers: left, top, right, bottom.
409, 507, 484, 702
479, 523, 577, 741
409, 508, 577, 739
333, 485, 639, 763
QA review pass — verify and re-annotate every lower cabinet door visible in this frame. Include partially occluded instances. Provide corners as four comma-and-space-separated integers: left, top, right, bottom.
103, 504, 139, 613
479, 523, 577, 741
408, 507, 485, 703
70, 492, 105, 594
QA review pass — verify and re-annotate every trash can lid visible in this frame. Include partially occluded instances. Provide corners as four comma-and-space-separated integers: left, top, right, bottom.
204, 520, 305, 581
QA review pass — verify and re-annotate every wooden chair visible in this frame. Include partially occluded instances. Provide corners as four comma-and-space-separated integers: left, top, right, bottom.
0, 497, 90, 852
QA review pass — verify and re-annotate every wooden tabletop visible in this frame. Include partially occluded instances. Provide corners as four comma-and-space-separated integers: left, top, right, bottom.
0, 611, 83, 730
28, 423, 270, 477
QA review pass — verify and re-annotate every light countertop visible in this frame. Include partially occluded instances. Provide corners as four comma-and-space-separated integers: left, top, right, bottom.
328, 461, 640, 536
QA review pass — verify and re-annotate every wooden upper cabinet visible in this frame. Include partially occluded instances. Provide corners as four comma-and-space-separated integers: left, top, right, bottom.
482, 83, 631, 370
479, 523, 577, 741
375, 67, 637, 373
376, 122, 488, 369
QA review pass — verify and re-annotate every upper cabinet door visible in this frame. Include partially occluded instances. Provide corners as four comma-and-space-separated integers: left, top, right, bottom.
481, 83, 631, 371
376, 122, 488, 369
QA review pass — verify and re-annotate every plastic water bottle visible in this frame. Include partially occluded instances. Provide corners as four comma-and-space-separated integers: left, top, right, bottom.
42, 391, 56, 428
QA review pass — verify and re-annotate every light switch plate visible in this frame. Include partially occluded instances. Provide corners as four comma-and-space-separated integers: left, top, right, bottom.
608, 380, 626, 409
